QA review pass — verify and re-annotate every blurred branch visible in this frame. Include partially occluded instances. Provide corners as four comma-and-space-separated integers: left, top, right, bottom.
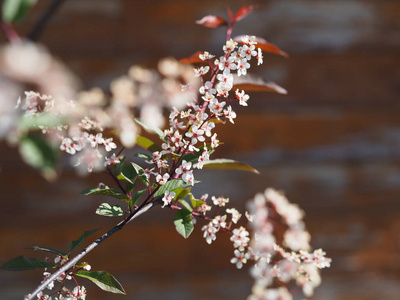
1, 22, 20, 42
28, 0, 67, 41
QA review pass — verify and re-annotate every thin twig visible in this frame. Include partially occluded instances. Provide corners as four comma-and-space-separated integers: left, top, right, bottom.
24, 202, 157, 300
106, 165, 127, 195
27, 0, 67, 42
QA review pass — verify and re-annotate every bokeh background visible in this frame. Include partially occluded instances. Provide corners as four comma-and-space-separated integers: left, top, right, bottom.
1, 0, 400, 299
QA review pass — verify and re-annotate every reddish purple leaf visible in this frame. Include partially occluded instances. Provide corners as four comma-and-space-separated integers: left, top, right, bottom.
234, 5, 256, 22
227, 7, 234, 23
258, 42, 289, 58
233, 73, 287, 94
179, 51, 204, 64
196, 15, 228, 28
234, 35, 289, 58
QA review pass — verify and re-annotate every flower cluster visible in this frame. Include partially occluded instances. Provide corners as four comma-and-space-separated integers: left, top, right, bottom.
1, 41, 200, 176
182, 187, 331, 299
16, 91, 120, 174
247, 188, 332, 299
140, 36, 261, 192
121, 33, 330, 299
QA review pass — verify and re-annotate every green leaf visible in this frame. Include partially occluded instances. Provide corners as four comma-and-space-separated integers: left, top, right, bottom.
19, 134, 58, 180
115, 157, 126, 175
96, 203, 125, 217
18, 114, 65, 131
178, 199, 192, 212
135, 118, 165, 140
28, 246, 66, 257
131, 162, 149, 186
174, 209, 194, 238
202, 159, 260, 174
121, 162, 137, 181
134, 152, 152, 160
153, 179, 189, 198
80, 186, 128, 201
76, 270, 126, 295
189, 193, 205, 209
0, 255, 55, 271
2, 0, 37, 23
173, 188, 191, 200
116, 162, 137, 188
68, 229, 99, 254
182, 153, 200, 163
116, 172, 134, 185
136, 135, 161, 152
131, 189, 146, 208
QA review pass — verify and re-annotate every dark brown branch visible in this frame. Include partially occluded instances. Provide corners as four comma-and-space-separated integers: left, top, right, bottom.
27, 0, 67, 42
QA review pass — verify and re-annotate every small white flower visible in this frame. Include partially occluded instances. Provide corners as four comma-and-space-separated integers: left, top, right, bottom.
242, 44, 257, 60
103, 138, 117, 152
201, 92, 215, 103
199, 51, 215, 61
198, 202, 211, 214
194, 147, 209, 169
199, 81, 216, 95
230, 226, 250, 250
175, 160, 195, 185
257, 47, 263, 65
185, 126, 205, 145
235, 89, 250, 106
208, 98, 226, 115
230, 249, 251, 269
236, 58, 250, 76
202, 222, 217, 244
245, 211, 254, 222
227, 208, 242, 223
193, 66, 210, 76
223, 39, 238, 53
217, 68, 234, 83
156, 173, 170, 185
218, 55, 237, 72
60, 137, 82, 155
161, 191, 176, 208
223, 106, 236, 124
104, 153, 121, 166
241, 35, 257, 45
211, 133, 219, 149
212, 196, 229, 207
212, 215, 227, 229
88, 133, 103, 148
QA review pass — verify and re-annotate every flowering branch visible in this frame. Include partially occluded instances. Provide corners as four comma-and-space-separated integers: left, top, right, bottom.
0, 5, 331, 300
24, 201, 157, 300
